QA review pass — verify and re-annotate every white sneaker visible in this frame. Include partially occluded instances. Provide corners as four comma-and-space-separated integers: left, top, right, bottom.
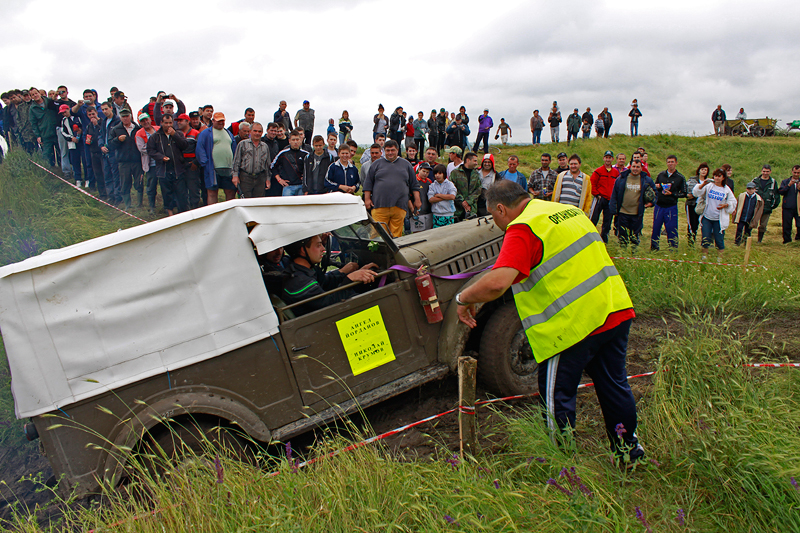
75, 180, 82, 188
701, 255, 707, 261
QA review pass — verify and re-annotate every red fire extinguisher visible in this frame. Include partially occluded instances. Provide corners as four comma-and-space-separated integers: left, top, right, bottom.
415, 266, 443, 324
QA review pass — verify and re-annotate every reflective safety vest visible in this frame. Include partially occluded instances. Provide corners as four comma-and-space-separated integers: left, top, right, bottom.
508, 200, 633, 363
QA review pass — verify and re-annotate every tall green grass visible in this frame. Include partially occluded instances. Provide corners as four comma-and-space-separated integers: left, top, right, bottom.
0, 150, 141, 266
4, 309, 799, 531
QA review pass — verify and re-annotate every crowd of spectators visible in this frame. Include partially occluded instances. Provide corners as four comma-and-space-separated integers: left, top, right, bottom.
1, 86, 797, 248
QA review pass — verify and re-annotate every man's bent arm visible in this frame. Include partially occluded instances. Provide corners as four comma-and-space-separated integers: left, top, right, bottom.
459, 267, 519, 304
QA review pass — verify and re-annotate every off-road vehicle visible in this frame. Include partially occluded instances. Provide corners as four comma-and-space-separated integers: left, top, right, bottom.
0, 194, 536, 496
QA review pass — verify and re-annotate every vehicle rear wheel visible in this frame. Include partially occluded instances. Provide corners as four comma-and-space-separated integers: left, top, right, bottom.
731, 124, 746, 136
124, 418, 252, 486
478, 302, 538, 397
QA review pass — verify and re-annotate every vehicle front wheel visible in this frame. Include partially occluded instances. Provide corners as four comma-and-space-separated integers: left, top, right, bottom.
478, 302, 538, 397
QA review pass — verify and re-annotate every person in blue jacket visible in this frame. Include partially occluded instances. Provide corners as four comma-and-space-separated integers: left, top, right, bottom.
196, 112, 237, 204
325, 144, 360, 194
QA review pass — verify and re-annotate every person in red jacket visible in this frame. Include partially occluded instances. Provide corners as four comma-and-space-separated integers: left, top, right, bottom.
590, 150, 620, 243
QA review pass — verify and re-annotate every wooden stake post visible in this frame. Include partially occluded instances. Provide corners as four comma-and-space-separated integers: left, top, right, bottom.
458, 356, 478, 456
742, 236, 752, 273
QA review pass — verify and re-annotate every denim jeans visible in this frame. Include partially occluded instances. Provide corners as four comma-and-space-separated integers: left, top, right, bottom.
630, 122, 639, 136
700, 216, 725, 250
57, 131, 73, 174
532, 129, 542, 144
282, 184, 304, 196
550, 126, 559, 143
103, 151, 120, 202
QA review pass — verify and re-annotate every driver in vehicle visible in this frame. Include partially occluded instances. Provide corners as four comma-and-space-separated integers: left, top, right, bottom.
282, 234, 378, 315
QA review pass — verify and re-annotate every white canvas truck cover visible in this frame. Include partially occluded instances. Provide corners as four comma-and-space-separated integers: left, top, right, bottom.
0, 194, 368, 418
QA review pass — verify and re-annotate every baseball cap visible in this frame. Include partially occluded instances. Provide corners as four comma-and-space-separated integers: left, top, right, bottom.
138, 113, 151, 121
303, 100, 309, 104
189, 111, 200, 118
58, 104, 70, 113
417, 162, 432, 171
176, 113, 190, 121
440, 108, 446, 112
119, 109, 132, 117
557, 152, 568, 158
484, 108, 489, 112
746, 181, 757, 188
604, 150, 614, 157
445, 146, 462, 155
213, 112, 226, 121
163, 99, 176, 108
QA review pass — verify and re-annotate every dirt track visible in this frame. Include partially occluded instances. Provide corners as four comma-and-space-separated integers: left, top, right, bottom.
1, 313, 797, 525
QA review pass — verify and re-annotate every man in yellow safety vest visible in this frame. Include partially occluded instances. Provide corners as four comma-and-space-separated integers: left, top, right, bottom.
456, 180, 644, 464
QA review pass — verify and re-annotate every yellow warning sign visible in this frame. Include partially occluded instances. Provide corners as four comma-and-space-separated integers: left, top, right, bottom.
335, 305, 396, 376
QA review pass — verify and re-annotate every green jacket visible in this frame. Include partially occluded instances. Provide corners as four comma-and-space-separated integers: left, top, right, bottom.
753, 176, 780, 211
29, 97, 59, 140
450, 164, 481, 219
566, 112, 581, 134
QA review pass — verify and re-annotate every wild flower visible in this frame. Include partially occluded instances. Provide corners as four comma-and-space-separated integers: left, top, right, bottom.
676, 508, 686, 526
286, 441, 299, 473
649, 458, 661, 467
446, 453, 460, 469
19, 238, 38, 258
547, 478, 573, 497
493, 479, 500, 489
214, 454, 224, 484
560, 467, 592, 497
615, 423, 627, 438
635, 506, 652, 533
791, 477, 799, 492
444, 515, 460, 525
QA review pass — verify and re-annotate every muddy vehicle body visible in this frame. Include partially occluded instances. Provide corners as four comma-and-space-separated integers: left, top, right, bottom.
0, 194, 535, 496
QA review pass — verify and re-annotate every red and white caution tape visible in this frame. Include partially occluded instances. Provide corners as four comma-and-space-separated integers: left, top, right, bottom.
611, 255, 766, 269
28, 159, 147, 223
743, 363, 800, 368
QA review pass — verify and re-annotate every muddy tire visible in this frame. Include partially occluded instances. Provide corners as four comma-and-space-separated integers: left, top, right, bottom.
124, 418, 251, 486
149, 418, 248, 460
478, 302, 538, 397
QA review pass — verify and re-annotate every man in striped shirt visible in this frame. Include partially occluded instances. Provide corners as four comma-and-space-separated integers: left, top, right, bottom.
553, 154, 592, 214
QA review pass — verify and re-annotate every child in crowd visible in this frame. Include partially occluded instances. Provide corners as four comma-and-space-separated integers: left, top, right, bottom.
581, 118, 591, 139
428, 163, 457, 227
410, 162, 432, 218
733, 181, 764, 245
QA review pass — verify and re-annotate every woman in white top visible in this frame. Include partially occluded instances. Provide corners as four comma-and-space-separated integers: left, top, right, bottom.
693, 167, 737, 261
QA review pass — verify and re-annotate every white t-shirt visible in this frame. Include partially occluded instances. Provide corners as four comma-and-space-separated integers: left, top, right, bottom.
428, 179, 457, 215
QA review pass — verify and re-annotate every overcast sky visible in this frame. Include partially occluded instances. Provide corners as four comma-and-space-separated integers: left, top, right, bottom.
3, 0, 798, 145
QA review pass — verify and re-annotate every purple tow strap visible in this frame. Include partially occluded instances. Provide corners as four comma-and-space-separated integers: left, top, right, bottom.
378, 264, 490, 287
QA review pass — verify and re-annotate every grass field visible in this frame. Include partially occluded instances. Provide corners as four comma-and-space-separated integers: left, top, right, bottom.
1, 135, 799, 531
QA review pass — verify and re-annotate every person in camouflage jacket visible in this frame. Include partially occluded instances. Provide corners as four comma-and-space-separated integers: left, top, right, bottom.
449, 152, 481, 220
